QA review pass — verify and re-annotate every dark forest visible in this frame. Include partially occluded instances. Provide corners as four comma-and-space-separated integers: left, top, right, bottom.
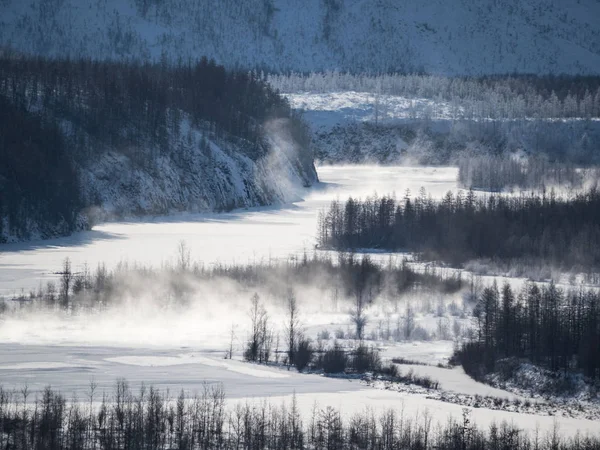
455, 281, 600, 383
0, 54, 307, 240
318, 189, 600, 270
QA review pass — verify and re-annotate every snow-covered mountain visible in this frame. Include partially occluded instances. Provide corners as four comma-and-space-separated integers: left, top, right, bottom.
80, 117, 319, 224
1, 0, 599, 75
0, 57, 318, 243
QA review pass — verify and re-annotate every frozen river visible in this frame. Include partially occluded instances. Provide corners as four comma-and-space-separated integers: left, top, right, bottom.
0, 166, 460, 295
1, 166, 600, 438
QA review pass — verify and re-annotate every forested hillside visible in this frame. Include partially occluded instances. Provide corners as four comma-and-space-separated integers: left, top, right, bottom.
276, 74, 600, 166
0, 94, 82, 239
0, 56, 317, 242
457, 155, 600, 192
1, 0, 599, 75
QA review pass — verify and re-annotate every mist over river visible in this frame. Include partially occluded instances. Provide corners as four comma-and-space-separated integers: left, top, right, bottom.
2, 165, 600, 439
0, 166, 459, 295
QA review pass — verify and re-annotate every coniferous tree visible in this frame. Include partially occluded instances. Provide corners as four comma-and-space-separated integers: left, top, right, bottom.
319, 188, 600, 270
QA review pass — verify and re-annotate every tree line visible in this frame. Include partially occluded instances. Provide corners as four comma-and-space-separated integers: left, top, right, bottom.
0, 381, 598, 450
454, 281, 600, 383
242, 297, 441, 387
318, 189, 600, 270
0, 93, 81, 239
0, 53, 297, 157
242, 288, 386, 375
2, 251, 463, 315
0, 53, 309, 240
241, 287, 397, 377
458, 154, 598, 192
269, 72, 600, 120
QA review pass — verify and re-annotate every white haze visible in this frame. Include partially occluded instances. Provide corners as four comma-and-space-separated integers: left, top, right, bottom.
1, 165, 593, 349
0, 261, 466, 349
0, 166, 467, 350
3, 165, 600, 439
0, 166, 460, 295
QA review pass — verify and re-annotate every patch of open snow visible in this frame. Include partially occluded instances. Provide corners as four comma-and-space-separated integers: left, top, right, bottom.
106, 354, 290, 379
286, 91, 458, 131
394, 364, 524, 400
105, 355, 198, 367
235, 389, 600, 439
0, 362, 83, 370
380, 341, 455, 366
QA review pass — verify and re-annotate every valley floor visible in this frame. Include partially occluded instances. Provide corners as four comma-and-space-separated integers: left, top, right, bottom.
0, 166, 459, 295
1, 166, 599, 440
1, 342, 598, 439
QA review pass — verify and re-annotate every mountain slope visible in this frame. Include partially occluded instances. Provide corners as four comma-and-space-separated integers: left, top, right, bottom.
0, 57, 317, 242
1, 0, 599, 75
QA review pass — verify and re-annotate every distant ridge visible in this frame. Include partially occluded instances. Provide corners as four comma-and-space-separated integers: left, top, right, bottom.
1, 0, 599, 75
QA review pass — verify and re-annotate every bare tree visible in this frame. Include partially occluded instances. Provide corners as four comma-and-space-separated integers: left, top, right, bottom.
245, 293, 269, 362
45, 281, 56, 306
87, 379, 97, 447
228, 323, 236, 360
262, 319, 274, 363
177, 240, 191, 271
285, 287, 300, 367
59, 257, 73, 309
350, 291, 367, 341
20, 385, 29, 450
404, 302, 415, 340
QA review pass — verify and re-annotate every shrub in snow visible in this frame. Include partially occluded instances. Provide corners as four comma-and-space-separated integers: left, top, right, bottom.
317, 329, 331, 340
351, 345, 381, 373
294, 337, 314, 372
379, 363, 399, 378
448, 301, 462, 317
334, 328, 345, 339
320, 342, 348, 374
411, 325, 431, 341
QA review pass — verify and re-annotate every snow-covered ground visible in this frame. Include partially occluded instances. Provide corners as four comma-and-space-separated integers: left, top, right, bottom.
390, 364, 524, 400
286, 92, 600, 130
1, 344, 599, 438
0, 166, 460, 295
0, 344, 354, 397
287, 91, 458, 130
2, 165, 599, 439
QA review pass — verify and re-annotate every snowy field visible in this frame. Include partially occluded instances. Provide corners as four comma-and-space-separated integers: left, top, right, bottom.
1, 165, 600, 438
0, 166, 460, 295
286, 91, 458, 130
285, 91, 600, 130
1, 344, 599, 438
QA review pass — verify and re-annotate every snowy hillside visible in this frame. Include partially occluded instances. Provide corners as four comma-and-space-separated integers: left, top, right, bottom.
1, 117, 317, 243
80, 118, 318, 226
0, 57, 318, 243
286, 92, 600, 164
1, 0, 600, 75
